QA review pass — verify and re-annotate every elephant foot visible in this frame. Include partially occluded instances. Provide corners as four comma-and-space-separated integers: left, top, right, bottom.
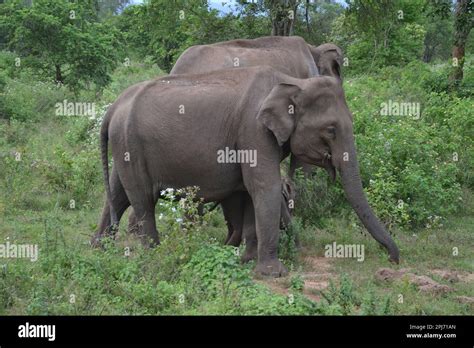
90, 224, 118, 248
226, 234, 242, 247
90, 236, 103, 249
241, 246, 257, 263
254, 259, 288, 278
138, 233, 160, 248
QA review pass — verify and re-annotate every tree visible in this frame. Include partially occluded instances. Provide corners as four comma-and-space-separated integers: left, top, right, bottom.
236, 0, 298, 36
449, 0, 473, 85
0, 0, 120, 93
342, 0, 426, 71
267, 0, 299, 36
295, 0, 344, 45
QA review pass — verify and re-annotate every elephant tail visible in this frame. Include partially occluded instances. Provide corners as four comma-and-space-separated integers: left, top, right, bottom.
100, 108, 118, 228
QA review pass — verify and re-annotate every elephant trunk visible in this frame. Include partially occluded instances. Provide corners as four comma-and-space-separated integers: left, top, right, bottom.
337, 142, 400, 263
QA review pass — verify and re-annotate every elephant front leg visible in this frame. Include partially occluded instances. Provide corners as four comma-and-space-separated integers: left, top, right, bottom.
240, 193, 257, 262
251, 186, 288, 277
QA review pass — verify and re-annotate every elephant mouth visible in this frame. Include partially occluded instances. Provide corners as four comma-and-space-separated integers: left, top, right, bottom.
319, 152, 335, 181
294, 150, 336, 181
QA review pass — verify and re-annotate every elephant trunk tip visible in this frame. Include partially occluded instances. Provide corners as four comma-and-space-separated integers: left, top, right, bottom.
388, 247, 400, 264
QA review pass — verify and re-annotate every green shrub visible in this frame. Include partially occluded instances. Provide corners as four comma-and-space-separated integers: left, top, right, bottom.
0, 76, 70, 122
38, 144, 101, 209
320, 275, 358, 315
293, 169, 347, 228
182, 244, 252, 303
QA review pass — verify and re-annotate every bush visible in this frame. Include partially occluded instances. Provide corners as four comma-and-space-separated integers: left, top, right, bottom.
0, 76, 70, 122
38, 144, 101, 209
293, 169, 347, 228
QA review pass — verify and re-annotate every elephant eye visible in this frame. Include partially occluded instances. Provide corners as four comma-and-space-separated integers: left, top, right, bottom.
326, 126, 336, 138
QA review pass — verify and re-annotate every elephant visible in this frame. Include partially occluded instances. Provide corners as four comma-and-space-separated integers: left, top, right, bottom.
307, 43, 343, 80
124, 36, 342, 240
91, 66, 400, 277
171, 36, 342, 80
171, 36, 343, 179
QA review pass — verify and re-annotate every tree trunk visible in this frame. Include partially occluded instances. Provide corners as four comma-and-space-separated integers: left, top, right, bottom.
449, 0, 473, 86
305, 0, 311, 34
269, 0, 298, 36
54, 64, 63, 84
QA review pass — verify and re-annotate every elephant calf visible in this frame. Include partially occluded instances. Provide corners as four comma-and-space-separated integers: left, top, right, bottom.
223, 176, 295, 247
93, 66, 399, 277
126, 177, 295, 248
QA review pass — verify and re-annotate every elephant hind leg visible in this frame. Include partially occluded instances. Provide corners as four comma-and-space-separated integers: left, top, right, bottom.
222, 192, 245, 247
129, 201, 159, 247
125, 180, 159, 247
128, 192, 160, 235
91, 166, 130, 247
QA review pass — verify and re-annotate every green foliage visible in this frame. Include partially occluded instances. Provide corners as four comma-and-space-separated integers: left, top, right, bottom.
294, 0, 344, 45
293, 169, 347, 227
117, 0, 269, 72
320, 275, 358, 315
182, 245, 252, 304
360, 286, 394, 315
0, 67, 70, 121
0, 0, 120, 93
289, 274, 305, 292
38, 144, 100, 208
278, 225, 299, 265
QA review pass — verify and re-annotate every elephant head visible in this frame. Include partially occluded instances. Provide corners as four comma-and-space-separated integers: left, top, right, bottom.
308, 43, 343, 80
257, 76, 399, 263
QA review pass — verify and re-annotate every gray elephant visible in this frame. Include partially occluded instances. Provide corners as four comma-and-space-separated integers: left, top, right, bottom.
307, 43, 343, 80
124, 36, 342, 240
171, 36, 342, 80
92, 66, 400, 276
171, 36, 343, 178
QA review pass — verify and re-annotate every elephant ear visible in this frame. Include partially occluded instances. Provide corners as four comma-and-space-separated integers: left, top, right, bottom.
330, 49, 343, 80
309, 44, 343, 80
256, 83, 301, 146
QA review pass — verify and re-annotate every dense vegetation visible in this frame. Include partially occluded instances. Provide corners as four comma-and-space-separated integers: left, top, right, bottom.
0, 0, 472, 315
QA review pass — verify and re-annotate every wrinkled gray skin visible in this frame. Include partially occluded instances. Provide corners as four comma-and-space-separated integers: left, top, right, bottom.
171, 36, 343, 179
91, 66, 400, 276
